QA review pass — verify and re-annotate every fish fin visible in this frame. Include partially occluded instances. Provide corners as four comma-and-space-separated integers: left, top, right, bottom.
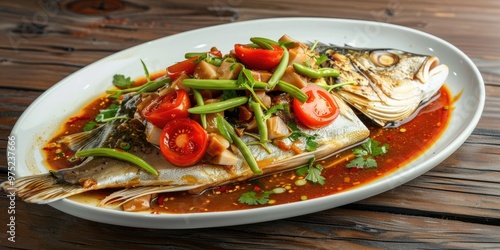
1, 174, 84, 204
57, 119, 120, 151
98, 185, 203, 208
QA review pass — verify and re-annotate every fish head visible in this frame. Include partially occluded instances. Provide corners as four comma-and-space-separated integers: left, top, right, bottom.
319, 46, 449, 127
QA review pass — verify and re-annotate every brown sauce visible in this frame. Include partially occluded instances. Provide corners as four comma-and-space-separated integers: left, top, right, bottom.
45, 85, 451, 214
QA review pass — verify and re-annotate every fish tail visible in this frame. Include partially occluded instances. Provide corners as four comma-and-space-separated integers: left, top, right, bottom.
98, 185, 203, 208
1, 174, 83, 204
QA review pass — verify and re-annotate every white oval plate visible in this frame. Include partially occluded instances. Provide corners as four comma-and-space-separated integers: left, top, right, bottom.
13, 18, 484, 229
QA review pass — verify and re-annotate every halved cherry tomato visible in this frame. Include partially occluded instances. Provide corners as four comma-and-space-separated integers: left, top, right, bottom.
160, 118, 208, 167
293, 85, 339, 129
142, 90, 191, 128
234, 44, 284, 71
167, 56, 199, 80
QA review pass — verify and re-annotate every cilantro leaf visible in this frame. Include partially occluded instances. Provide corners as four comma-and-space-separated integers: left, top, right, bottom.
288, 122, 318, 152
112, 74, 134, 89
238, 190, 273, 205
296, 157, 326, 185
346, 138, 388, 169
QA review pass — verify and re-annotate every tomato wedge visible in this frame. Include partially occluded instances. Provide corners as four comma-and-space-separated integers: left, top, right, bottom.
167, 56, 199, 80
142, 90, 191, 128
293, 85, 339, 129
160, 118, 208, 167
234, 44, 284, 71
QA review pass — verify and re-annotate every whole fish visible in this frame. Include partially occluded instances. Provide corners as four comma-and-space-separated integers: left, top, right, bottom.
1, 93, 369, 206
316, 45, 449, 127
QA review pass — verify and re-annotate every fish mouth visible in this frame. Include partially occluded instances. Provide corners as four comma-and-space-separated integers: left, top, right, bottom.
415, 56, 449, 102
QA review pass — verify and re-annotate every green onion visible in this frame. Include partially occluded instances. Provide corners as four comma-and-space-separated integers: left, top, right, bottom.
216, 115, 262, 175
75, 148, 158, 176
119, 142, 131, 150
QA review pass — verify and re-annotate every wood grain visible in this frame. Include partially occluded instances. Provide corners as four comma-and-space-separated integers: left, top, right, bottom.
0, 0, 499, 249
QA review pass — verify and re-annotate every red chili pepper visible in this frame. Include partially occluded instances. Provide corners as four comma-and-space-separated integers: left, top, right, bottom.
67, 115, 91, 124
253, 186, 261, 192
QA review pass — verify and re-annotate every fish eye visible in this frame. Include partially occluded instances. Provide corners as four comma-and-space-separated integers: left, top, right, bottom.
369, 50, 399, 67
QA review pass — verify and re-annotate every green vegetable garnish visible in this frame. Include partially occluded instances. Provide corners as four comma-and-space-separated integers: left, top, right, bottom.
238, 190, 274, 205
296, 157, 325, 185
112, 74, 134, 89
75, 148, 158, 176
94, 103, 128, 123
346, 138, 389, 169
288, 122, 318, 152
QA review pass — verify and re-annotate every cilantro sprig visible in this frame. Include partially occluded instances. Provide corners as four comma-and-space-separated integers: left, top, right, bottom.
296, 157, 325, 185
288, 122, 318, 152
346, 138, 389, 169
238, 190, 274, 205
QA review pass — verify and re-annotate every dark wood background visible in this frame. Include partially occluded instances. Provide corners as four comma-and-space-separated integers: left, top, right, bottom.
1, 0, 499, 249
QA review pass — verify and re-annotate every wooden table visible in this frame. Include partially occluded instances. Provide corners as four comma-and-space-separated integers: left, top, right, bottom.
1, 0, 499, 248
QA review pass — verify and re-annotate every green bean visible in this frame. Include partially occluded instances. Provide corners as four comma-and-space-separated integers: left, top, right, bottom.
316, 81, 357, 92
276, 80, 308, 103
293, 63, 340, 78
267, 46, 289, 89
106, 77, 171, 98
216, 115, 233, 144
192, 89, 207, 129
182, 79, 268, 90
75, 148, 158, 176
249, 99, 268, 144
250, 37, 278, 50
216, 115, 262, 175
188, 96, 248, 114
184, 52, 205, 59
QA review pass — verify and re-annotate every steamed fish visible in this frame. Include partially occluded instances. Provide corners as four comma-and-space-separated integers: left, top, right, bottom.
1, 34, 448, 210
316, 45, 449, 127
2, 94, 369, 205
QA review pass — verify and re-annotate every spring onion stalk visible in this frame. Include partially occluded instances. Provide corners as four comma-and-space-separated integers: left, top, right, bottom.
267, 47, 289, 90
75, 148, 158, 176
276, 80, 308, 103
293, 63, 340, 78
249, 99, 268, 144
182, 79, 268, 90
216, 115, 262, 175
188, 96, 248, 114
192, 89, 207, 129
106, 77, 171, 98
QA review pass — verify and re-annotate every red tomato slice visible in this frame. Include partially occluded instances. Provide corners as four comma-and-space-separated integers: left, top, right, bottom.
160, 118, 208, 167
293, 85, 339, 129
234, 44, 284, 71
167, 56, 199, 80
142, 90, 191, 128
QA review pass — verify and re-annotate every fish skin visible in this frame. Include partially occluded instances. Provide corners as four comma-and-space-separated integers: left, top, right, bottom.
315, 45, 449, 127
1, 93, 369, 204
